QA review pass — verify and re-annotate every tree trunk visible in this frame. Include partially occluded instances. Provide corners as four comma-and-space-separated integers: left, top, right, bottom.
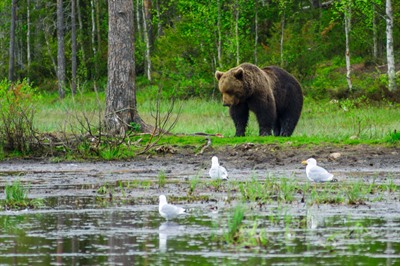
71, 0, 77, 95
344, 3, 352, 91
105, 0, 150, 134
27, 0, 31, 80
217, 0, 222, 68
385, 0, 397, 91
143, 0, 152, 81
90, 0, 98, 91
57, 0, 66, 98
95, 0, 101, 54
76, 0, 87, 79
8, 0, 17, 82
280, 9, 285, 67
372, 5, 378, 61
136, 0, 142, 36
44, 24, 57, 75
155, 0, 162, 37
254, 0, 258, 65
235, 0, 240, 65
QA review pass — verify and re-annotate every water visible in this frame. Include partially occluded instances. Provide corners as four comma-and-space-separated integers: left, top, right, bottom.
1, 197, 400, 266
0, 161, 400, 265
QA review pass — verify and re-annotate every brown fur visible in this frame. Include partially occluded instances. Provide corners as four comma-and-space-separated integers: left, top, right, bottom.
215, 63, 303, 136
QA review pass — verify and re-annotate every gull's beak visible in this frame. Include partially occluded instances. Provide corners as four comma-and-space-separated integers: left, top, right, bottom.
301, 160, 308, 165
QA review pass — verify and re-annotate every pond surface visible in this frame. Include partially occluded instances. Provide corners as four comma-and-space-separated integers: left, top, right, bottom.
0, 160, 400, 265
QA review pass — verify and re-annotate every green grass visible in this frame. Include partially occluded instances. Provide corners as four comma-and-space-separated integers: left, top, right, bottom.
3, 180, 44, 210
224, 205, 245, 244
31, 91, 400, 143
158, 171, 167, 188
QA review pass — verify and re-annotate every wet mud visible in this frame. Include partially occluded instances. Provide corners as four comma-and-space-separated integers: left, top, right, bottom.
0, 144, 399, 265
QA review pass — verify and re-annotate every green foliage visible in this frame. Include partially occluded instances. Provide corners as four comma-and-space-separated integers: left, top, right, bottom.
224, 204, 245, 244
4, 180, 44, 210
188, 175, 201, 195
239, 176, 297, 203
0, 79, 40, 154
5, 180, 28, 207
158, 171, 167, 188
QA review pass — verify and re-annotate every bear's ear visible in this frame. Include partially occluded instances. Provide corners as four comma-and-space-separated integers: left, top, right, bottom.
215, 71, 224, 81
234, 67, 244, 80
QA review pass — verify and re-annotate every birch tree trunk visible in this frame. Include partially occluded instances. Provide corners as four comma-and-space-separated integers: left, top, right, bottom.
155, 0, 162, 37
8, 0, 17, 82
136, 0, 142, 37
235, 0, 240, 65
105, 0, 150, 134
143, 0, 152, 81
344, 3, 352, 91
254, 0, 258, 65
372, 5, 378, 61
27, 0, 31, 80
385, 0, 397, 91
217, 0, 222, 68
71, 0, 77, 95
57, 0, 66, 98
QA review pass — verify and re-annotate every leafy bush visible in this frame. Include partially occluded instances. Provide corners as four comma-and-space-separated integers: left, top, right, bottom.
0, 79, 40, 153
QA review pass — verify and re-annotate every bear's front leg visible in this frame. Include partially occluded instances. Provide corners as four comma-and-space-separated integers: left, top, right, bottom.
229, 103, 249, 137
254, 105, 276, 136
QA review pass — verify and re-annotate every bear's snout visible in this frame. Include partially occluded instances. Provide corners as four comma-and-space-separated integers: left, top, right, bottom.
223, 103, 231, 107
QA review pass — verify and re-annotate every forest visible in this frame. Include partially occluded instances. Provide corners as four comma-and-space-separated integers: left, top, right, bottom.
1, 0, 399, 100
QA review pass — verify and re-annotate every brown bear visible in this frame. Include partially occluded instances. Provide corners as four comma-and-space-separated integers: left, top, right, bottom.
215, 63, 303, 136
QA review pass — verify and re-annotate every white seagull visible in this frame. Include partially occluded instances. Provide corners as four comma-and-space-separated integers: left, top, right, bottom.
301, 158, 335, 182
209, 156, 228, 180
159, 195, 186, 220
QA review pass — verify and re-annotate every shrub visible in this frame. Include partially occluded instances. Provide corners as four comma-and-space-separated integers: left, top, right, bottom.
0, 79, 40, 154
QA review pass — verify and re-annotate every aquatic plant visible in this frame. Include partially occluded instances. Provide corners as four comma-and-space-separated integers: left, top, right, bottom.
3, 180, 44, 210
385, 177, 397, 193
278, 178, 297, 203
97, 183, 110, 195
5, 180, 28, 207
209, 178, 223, 192
346, 181, 366, 205
224, 205, 245, 244
158, 171, 167, 188
188, 175, 201, 195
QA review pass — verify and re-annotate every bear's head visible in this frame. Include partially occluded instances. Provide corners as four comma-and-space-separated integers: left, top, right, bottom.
215, 67, 249, 106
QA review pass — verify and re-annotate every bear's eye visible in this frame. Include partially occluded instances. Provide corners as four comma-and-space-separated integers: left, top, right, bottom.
225, 89, 233, 94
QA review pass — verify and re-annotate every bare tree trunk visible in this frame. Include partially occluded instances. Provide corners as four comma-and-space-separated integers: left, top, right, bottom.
143, 0, 152, 81
9, 0, 17, 82
235, 0, 240, 65
385, 0, 397, 91
254, 0, 258, 65
106, 0, 150, 134
155, 0, 162, 37
57, 0, 66, 98
90, 0, 98, 91
71, 0, 77, 95
44, 22, 57, 75
136, 0, 142, 36
217, 0, 222, 68
372, 5, 378, 61
27, 0, 31, 80
95, 0, 101, 55
344, 3, 352, 91
280, 9, 285, 67
76, 0, 87, 78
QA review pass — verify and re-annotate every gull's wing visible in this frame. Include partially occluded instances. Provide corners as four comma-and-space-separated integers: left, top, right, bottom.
219, 166, 228, 179
308, 165, 334, 182
161, 203, 185, 217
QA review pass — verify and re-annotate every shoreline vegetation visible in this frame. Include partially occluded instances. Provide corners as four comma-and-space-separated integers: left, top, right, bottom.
0, 77, 400, 160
